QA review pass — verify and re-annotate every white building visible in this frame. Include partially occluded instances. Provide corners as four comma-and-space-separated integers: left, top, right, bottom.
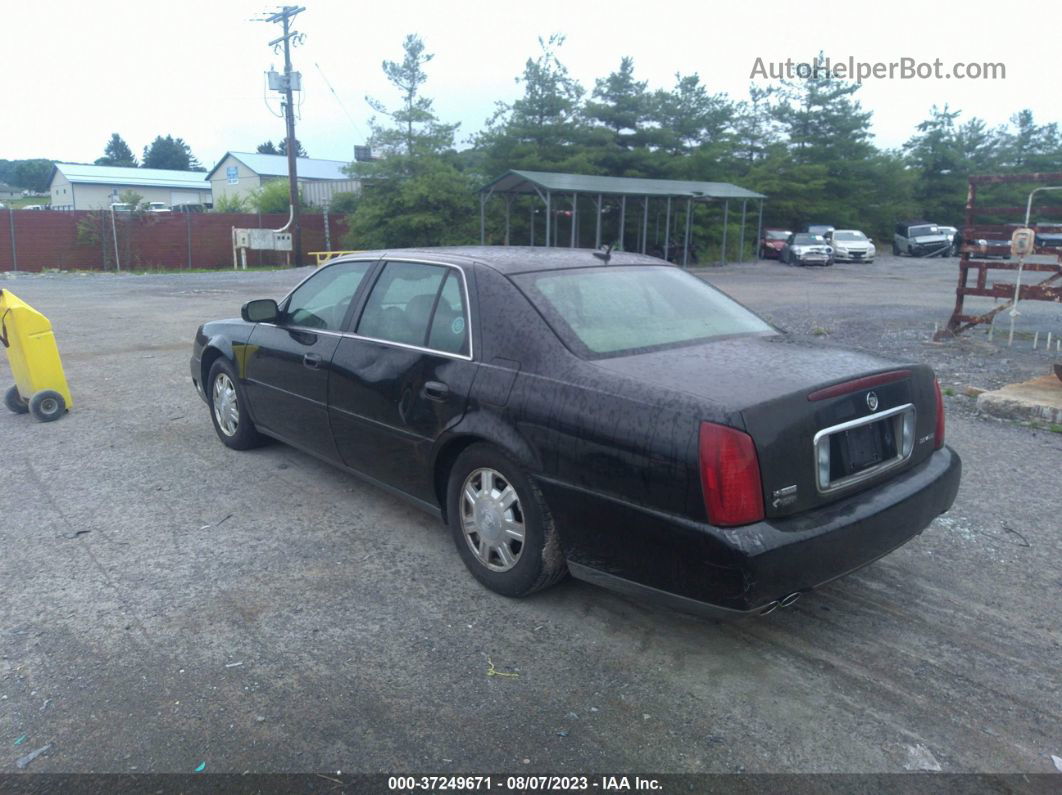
49, 164, 212, 211
205, 152, 359, 208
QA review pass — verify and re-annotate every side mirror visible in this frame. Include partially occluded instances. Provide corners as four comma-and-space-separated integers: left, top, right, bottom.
241, 298, 278, 323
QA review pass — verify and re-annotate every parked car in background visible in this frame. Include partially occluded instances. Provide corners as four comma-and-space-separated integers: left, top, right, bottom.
826, 230, 876, 263
782, 233, 834, 266
190, 246, 959, 617
893, 221, 952, 257
936, 226, 959, 256
807, 224, 835, 238
146, 202, 171, 213
21, 205, 46, 211
759, 229, 792, 259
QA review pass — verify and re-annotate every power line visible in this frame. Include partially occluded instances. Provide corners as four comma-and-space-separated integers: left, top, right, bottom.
315, 61, 363, 138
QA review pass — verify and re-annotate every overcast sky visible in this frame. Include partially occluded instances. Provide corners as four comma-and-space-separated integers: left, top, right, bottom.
7, 0, 1058, 168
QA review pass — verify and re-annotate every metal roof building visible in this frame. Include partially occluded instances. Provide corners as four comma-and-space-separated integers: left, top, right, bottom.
48, 163, 213, 211
205, 152, 358, 208
479, 170, 767, 265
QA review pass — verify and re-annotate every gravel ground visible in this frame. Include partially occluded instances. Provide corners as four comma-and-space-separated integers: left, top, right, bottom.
0, 255, 1059, 777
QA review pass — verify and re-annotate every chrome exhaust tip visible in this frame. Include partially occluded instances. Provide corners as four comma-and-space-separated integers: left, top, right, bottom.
759, 601, 780, 616
779, 592, 801, 608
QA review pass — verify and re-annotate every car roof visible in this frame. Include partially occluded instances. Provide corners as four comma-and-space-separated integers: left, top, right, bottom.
344, 246, 667, 275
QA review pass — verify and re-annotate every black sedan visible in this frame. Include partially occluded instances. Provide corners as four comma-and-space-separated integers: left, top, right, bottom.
190, 247, 961, 617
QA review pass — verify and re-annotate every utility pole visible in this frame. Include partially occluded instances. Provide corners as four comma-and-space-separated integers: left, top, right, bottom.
262, 5, 306, 266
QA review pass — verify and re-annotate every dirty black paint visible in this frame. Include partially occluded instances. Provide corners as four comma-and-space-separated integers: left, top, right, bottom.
190, 246, 962, 615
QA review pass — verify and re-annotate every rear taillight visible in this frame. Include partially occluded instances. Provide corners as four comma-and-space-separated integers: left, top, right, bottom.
933, 379, 946, 449
699, 422, 765, 527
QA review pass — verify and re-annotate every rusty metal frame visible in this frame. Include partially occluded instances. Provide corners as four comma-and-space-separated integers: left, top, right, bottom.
940, 172, 1062, 337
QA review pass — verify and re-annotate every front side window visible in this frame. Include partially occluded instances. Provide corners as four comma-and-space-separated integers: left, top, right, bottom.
283, 260, 374, 331
357, 261, 468, 354
514, 266, 773, 357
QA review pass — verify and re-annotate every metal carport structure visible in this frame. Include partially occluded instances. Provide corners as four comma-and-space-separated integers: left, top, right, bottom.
478, 170, 766, 265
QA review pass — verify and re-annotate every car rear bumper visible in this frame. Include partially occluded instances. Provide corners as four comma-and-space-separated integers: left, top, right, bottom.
543, 446, 961, 617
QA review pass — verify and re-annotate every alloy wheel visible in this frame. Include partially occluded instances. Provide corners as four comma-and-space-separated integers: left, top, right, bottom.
460, 468, 526, 572
212, 373, 240, 437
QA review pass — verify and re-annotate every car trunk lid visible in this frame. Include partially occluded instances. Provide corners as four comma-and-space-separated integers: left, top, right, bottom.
591, 334, 940, 519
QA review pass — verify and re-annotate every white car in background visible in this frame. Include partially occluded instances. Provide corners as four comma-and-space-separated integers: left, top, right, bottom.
827, 229, 876, 263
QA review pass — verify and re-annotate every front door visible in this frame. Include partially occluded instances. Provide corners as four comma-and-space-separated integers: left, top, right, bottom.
243, 259, 378, 460
329, 260, 477, 502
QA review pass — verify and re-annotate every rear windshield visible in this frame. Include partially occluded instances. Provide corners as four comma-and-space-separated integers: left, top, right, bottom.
765, 230, 790, 240
793, 234, 825, 245
513, 266, 773, 357
833, 231, 867, 241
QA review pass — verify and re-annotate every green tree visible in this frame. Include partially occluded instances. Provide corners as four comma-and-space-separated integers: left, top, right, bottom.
12, 159, 53, 192
327, 191, 359, 214
345, 34, 473, 248
653, 73, 734, 158
213, 193, 249, 213
365, 34, 458, 156
95, 133, 138, 167
142, 135, 203, 171
249, 179, 303, 213
344, 154, 476, 248
586, 57, 650, 143
475, 34, 591, 175
258, 138, 309, 157
903, 105, 967, 223
999, 109, 1062, 172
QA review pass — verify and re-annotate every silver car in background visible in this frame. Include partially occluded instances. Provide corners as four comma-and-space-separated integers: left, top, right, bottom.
827, 229, 876, 263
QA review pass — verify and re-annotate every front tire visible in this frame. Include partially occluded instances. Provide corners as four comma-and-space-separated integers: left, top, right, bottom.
5, 386, 28, 414
447, 444, 567, 597
29, 390, 65, 422
207, 358, 263, 450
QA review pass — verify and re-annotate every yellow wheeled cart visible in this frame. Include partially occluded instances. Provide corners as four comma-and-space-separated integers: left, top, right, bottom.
1, 289, 73, 422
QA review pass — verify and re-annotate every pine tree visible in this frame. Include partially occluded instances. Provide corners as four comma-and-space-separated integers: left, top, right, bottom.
365, 34, 457, 156
142, 135, 203, 171
95, 133, 138, 167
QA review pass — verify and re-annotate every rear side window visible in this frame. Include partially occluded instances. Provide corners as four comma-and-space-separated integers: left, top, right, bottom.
357, 261, 469, 355
514, 266, 772, 357
427, 271, 469, 355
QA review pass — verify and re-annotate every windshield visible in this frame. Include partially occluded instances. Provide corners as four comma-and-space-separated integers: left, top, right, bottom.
793, 234, 825, 245
513, 266, 773, 357
765, 230, 790, 240
833, 231, 867, 241
909, 225, 940, 237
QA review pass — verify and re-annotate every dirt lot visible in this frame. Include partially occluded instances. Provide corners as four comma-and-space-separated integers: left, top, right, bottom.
0, 255, 1059, 776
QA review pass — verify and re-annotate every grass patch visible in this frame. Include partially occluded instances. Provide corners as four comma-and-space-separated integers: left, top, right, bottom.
3, 196, 51, 209
942, 387, 956, 397
1050, 424, 1062, 434
811, 326, 831, 336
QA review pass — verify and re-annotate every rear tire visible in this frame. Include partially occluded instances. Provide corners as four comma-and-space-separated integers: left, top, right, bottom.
447, 444, 567, 597
207, 358, 263, 450
5, 386, 28, 414
29, 390, 65, 422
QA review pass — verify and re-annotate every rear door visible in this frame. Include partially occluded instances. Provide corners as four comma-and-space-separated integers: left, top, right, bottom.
329, 259, 477, 502
243, 259, 378, 460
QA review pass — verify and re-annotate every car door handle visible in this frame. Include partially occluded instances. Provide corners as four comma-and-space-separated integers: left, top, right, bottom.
303, 352, 322, 369
423, 381, 450, 401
